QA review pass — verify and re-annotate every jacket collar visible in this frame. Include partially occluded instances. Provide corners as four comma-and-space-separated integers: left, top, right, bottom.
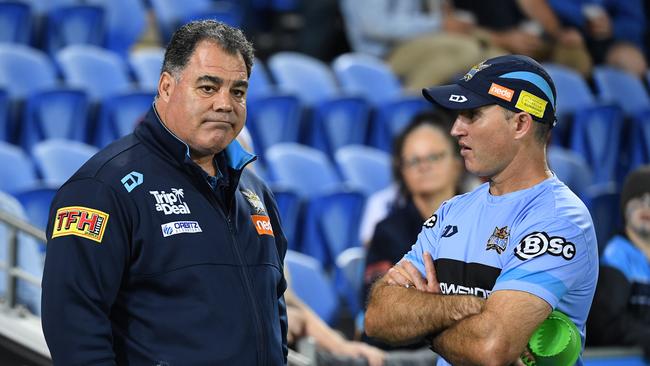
135, 103, 256, 174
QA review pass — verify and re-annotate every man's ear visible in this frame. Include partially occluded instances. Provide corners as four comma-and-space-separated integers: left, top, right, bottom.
513, 112, 534, 140
158, 71, 175, 102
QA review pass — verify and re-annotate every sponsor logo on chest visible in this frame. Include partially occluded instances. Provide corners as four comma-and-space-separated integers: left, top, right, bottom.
161, 221, 202, 237
149, 188, 191, 215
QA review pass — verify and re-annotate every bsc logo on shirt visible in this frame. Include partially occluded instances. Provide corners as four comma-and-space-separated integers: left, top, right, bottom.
514, 232, 576, 261
423, 214, 437, 228
52, 206, 109, 243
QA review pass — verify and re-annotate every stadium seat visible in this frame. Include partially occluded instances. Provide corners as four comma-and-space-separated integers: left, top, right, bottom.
270, 186, 302, 250
0, 142, 39, 194
300, 189, 365, 269
285, 250, 339, 325
0, 44, 58, 100
0, 191, 44, 315
21, 88, 90, 151
582, 182, 620, 252
129, 47, 165, 92
86, 0, 147, 56
569, 105, 624, 184
547, 146, 593, 199
246, 95, 302, 156
13, 186, 57, 232
268, 52, 371, 155
56, 45, 132, 100
20, 0, 78, 15
93, 91, 153, 147
150, 0, 234, 42
0, 89, 8, 142
265, 143, 342, 197
593, 66, 650, 115
332, 52, 431, 151
335, 145, 391, 196
268, 52, 339, 105
0, 1, 32, 44
628, 110, 650, 170
181, 2, 243, 28
335, 246, 366, 318
543, 63, 596, 146
247, 58, 274, 99
332, 53, 402, 105
43, 4, 106, 56
31, 139, 98, 186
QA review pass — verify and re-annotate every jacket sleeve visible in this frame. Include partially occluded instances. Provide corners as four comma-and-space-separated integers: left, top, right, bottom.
587, 265, 650, 353
42, 178, 131, 366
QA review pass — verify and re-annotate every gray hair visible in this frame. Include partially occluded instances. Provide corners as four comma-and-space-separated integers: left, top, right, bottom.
162, 20, 254, 78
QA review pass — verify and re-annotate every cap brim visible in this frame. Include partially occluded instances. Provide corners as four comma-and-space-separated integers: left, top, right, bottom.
422, 84, 493, 110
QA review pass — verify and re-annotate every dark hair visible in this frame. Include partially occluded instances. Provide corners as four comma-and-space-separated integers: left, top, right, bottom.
162, 20, 254, 78
391, 110, 461, 199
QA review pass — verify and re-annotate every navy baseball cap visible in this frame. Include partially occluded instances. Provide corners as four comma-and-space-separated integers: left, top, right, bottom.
422, 54, 557, 126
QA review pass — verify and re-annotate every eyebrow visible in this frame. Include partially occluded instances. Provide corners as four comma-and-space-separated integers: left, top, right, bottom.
196, 75, 249, 89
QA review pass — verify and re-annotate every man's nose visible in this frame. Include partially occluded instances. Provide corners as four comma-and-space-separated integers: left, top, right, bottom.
212, 89, 233, 112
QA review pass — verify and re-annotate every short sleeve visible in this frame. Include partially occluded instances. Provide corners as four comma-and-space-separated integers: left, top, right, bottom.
402, 201, 449, 276
492, 218, 592, 308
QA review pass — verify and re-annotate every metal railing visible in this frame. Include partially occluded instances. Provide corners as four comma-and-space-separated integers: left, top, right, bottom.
0, 210, 46, 309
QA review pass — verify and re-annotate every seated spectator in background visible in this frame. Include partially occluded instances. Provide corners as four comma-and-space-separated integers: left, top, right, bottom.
605, 42, 648, 79
587, 165, 650, 356
548, 0, 647, 68
453, 0, 592, 77
362, 112, 464, 350
285, 269, 386, 366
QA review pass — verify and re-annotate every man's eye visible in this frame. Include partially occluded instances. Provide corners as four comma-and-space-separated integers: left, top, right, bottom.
232, 89, 246, 97
199, 85, 214, 93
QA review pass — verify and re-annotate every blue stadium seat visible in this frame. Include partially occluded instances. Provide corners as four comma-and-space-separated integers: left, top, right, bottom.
0, 89, 8, 142
93, 91, 153, 147
335, 246, 366, 318
265, 143, 342, 197
31, 139, 98, 186
56, 45, 132, 100
547, 146, 593, 199
628, 110, 650, 170
332, 53, 402, 105
19, 0, 78, 15
335, 145, 391, 196
246, 95, 302, 156
300, 189, 365, 269
129, 47, 165, 92
543, 63, 596, 146
593, 66, 650, 115
43, 4, 106, 56
582, 182, 620, 252
86, 0, 147, 56
569, 105, 624, 184
182, 2, 243, 28
0, 191, 44, 315
332, 52, 431, 151
0, 142, 39, 194
270, 186, 302, 250
21, 88, 90, 151
268, 52, 339, 105
0, 44, 57, 100
248, 58, 274, 99
0, 1, 32, 44
285, 250, 339, 325
268, 52, 371, 155
13, 186, 57, 232
150, 0, 223, 42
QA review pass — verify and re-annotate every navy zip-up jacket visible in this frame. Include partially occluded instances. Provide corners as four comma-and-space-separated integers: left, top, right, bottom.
42, 106, 288, 365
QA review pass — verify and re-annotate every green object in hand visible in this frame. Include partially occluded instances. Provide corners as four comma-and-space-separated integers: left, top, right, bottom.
521, 310, 581, 366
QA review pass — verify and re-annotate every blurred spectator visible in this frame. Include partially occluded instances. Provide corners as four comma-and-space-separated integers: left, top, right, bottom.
285, 269, 386, 366
587, 165, 650, 357
547, 0, 646, 65
362, 111, 464, 350
454, 0, 593, 77
605, 42, 648, 79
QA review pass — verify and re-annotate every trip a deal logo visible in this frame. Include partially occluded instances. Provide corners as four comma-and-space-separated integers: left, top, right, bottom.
52, 206, 109, 243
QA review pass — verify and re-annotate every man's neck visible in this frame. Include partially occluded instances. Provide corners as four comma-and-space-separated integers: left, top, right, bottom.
488, 148, 551, 196
626, 227, 650, 262
192, 153, 217, 177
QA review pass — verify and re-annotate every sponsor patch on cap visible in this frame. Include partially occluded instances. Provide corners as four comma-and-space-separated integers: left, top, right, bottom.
488, 83, 514, 102
52, 206, 109, 243
252, 215, 274, 236
515, 90, 547, 118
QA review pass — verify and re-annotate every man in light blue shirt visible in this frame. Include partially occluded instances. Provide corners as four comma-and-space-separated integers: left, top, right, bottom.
365, 55, 598, 366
